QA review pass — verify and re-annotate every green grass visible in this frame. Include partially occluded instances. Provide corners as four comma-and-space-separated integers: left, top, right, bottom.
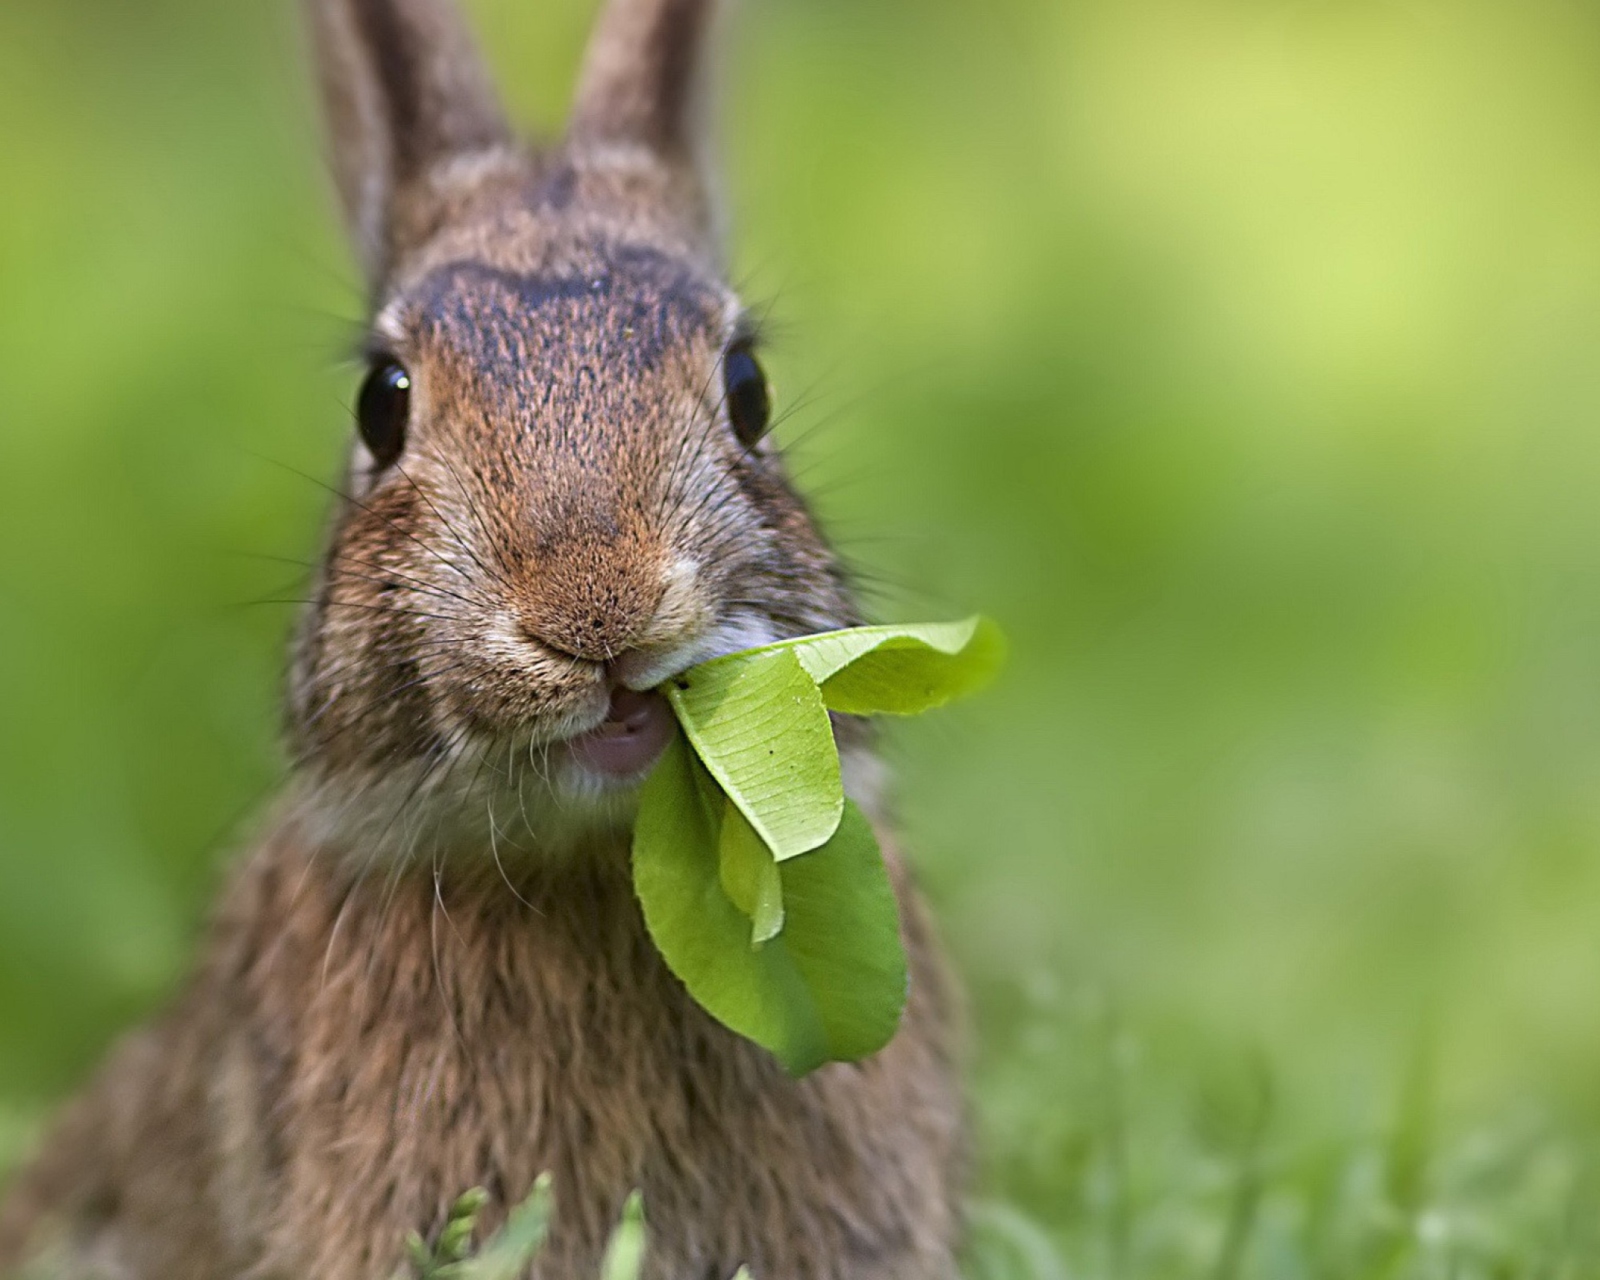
965, 994, 1600, 1280
7, 1050, 1596, 1280
396, 1185, 681, 1280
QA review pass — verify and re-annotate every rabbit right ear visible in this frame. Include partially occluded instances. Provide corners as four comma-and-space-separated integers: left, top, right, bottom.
306, 0, 512, 284
568, 0, 725, 244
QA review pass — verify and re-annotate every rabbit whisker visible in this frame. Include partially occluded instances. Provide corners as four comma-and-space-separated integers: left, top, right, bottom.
243, 449, 488, 593
395, 460, 517, 597
436, 437, 524, 588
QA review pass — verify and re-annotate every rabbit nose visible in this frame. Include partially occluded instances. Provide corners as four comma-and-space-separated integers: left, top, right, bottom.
516, 533, 668, 663
523, 591, 656, 663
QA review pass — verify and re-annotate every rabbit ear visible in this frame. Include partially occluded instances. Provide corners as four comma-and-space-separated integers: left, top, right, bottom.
569, 0, 724, 180
306, 0, 512, 282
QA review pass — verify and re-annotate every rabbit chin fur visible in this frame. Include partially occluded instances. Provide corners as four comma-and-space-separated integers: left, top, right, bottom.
0, 1, 968, 1277
284, 608, 779, 870
284, 606, 891, 873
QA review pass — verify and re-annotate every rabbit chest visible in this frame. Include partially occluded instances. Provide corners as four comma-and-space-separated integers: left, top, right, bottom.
99, 823, 966, 1280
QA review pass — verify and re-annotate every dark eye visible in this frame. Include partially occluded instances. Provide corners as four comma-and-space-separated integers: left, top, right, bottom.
724, 343, 771, 448
357, 360, 411, 470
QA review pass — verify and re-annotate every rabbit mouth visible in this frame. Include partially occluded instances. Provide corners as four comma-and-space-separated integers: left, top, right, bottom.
562, 687, 676, 782
551, 613, 782, 785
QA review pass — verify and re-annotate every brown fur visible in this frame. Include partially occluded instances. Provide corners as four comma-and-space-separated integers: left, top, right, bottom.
0, 1, 968, 1276
0, 820, 962, 1279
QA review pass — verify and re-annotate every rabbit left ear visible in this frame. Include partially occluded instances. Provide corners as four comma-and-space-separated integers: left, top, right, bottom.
568, 0, 726, 224
306, 0, 513, 284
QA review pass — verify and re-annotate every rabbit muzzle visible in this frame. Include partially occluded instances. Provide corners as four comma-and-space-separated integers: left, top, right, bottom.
564, 686, 676, 780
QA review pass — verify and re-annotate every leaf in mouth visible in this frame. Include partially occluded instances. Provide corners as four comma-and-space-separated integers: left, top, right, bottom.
633, 617, 1002, 1074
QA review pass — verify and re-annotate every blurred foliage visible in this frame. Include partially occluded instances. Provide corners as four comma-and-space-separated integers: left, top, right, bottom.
7, 0, 1600, 1274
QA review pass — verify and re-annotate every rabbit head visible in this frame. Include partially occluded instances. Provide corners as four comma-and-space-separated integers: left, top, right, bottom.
287, 0, 861, 859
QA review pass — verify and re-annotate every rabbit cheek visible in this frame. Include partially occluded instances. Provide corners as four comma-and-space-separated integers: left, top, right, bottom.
437, 642, 605, 745
290, 596, 446, 779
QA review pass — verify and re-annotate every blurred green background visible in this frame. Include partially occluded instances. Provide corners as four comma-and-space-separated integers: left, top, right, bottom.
7, 0, 1600, 1274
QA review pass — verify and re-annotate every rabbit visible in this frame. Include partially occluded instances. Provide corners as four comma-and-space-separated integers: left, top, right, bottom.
0, 0, 968, 1277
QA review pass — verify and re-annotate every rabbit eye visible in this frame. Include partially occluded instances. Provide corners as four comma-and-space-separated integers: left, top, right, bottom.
357, 360, 411, 470
724, 343, 771, 448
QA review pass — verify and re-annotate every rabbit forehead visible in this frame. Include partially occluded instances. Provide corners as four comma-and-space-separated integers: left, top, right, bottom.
406, 243, 727, 379
389, 246, 731, 526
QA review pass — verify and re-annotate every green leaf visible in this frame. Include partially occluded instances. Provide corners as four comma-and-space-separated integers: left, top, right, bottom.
634, 735, 829, 1073
735, 616, 1006, 716
635, 615, 999, 1074
633, 740, 908, 1073
719, 798, 785, 946
776, 801, 908, 1063
664, 647, 843, 860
